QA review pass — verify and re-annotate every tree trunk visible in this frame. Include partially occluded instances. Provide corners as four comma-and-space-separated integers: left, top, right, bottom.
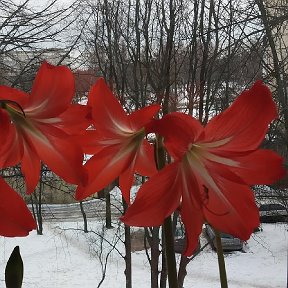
105, 191, 113, 229
79, 201, 88, 233
32, 179, 43, 235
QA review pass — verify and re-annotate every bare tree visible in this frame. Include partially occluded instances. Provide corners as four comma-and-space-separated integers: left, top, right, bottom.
72, 0, 288, 287
0, 0, 85, 87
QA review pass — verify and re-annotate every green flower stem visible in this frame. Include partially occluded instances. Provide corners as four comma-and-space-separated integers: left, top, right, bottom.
163, 216, 178, 288
215, 229, 228, 288
155, 135, 179, 287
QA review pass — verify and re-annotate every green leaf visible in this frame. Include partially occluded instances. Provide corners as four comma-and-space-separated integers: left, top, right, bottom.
5, 246, 23, 288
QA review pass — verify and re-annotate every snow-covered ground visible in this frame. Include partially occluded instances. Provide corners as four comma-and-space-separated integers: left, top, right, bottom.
0, 220, 286, 288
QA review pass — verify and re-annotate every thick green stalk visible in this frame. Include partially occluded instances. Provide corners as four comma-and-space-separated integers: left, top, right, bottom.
215, 229, 228, 288
163, 216, 178, 288
155, 135, 179, 288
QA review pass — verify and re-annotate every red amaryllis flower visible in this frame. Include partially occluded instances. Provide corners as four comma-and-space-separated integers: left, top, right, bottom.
122, 81, 285, 256
75, 78, 160, 203
0, 62, 89, 193
0, 177, 36, 236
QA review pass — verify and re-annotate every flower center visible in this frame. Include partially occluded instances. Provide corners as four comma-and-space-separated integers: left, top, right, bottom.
131, 128, 146, 142
187, 142, 239, 167
184, 144, 233, 216
0, 100, 25, 119
0, 99, 45, 140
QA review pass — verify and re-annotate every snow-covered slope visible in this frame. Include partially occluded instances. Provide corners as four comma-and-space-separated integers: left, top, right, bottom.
0, 222, 286, 288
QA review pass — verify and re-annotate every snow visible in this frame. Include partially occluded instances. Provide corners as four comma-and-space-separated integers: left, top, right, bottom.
0, 220, 286, 288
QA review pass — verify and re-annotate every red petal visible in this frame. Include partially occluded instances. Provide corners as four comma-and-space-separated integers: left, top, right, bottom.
119, 136, 157, 204
121, 162, 182, 226
180, 199, 204, 256
0, 177, 36, 236
178, 164, 204, 256
74, 130, 104, 155
88, 78, 129, 135
119, 162, 136, 205
204, 81, 277, 152
76, 145, 133, 200
129, 104, 160, 131
0, 111, 22, 168
27, 61, 74, 118
0, 86, 28, 106
21, 140, 41, 194
27, 123, 86, 187
57, 104, 91, 134
203, 177, 259, 241
151, 112, 204, 159
231, 149, 285, 184
134, 139, 157, 176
